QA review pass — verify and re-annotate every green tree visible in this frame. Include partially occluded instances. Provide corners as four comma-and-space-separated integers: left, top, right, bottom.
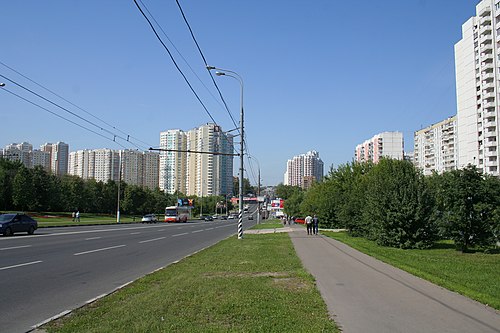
275, 184, 303, 200
283, 191, 304, 218
233, 177, 253, 196
363, 158, 436, 249
327, 162, 372, 235
12, 166, 34, 211
435, 165, 499, 252
0, 159, 22, 210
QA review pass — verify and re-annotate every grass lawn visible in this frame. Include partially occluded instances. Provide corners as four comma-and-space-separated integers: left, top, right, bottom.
250, 218, 285, 230
29, 213, 144, 227
44, 233, 338, 333
323, 231, 500, 310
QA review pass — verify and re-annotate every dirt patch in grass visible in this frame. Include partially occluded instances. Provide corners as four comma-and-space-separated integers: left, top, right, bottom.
272, 277, 310, 292
203, 271, 289, 279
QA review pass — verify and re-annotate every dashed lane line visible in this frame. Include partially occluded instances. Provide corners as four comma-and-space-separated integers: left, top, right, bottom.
0, 260, 43, 271
74, 245, 126, 256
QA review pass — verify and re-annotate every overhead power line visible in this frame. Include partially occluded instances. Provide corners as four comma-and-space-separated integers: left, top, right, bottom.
0, 61, 153, 149
174, 0, 240, 135
0, 73, 144, 150
132, 0, 218, 125
132, 0, 239, 156
2, 87, 127, 148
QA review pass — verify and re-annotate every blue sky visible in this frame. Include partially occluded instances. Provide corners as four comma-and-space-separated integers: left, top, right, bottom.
0, 0, 477, 185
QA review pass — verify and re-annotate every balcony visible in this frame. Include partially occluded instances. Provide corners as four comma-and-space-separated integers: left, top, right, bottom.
482, 72, 495, 80
480, 33, 492, 43
482, 43, 493, 52
480, 16, 492, 26
483, 101, 496, 108
482, 53, 494, 61
482, 62, 494, 70
479, 5, 491, 17
482, 90, 495, 99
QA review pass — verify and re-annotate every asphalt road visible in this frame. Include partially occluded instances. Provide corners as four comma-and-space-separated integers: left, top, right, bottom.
0, 216, 256, 333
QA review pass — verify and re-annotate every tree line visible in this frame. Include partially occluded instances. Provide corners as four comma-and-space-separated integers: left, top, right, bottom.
280, 159, 500, 252
0, 159, 235, 217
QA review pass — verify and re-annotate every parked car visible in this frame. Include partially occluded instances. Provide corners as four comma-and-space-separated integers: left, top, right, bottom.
248, 214, 254, 220
201, 215, 213, 221
141, 214, 157, 223
0, 213, 38, 236
220, 215, 228, 220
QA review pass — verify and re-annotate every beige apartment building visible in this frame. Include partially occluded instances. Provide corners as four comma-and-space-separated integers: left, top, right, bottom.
354, 132, 404, 164
69, 149, 159, 190
414, 116, 458, 175
159, 123, 234, 196
284, 150, 324, 189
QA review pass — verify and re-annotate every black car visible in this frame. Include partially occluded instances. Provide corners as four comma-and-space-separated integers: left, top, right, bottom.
0, 213, 38, 236
200, 215, 213, 221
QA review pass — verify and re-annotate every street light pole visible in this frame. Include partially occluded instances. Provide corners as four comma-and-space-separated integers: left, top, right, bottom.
248, 154, 261, 224
208, 66, 244, 239
117, 150, 122, 223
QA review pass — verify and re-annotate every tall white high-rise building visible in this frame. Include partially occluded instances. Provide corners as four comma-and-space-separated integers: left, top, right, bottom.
89, 149, 120, 183
159, 123, 234, 196
284, 150, 324, 189
455, 0, 500, 175
159, 129, 187, 194
354, 132, 404, 164
414, 116, 458, 175
41, 142, 69, 176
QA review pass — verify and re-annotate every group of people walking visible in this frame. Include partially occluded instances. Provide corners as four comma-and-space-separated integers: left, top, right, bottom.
305, 214, 319, 235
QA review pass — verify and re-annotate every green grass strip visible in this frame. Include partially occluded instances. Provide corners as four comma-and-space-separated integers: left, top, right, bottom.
44, 233, 338, 333
323, 231, 500, 310
250, 218, 285, 230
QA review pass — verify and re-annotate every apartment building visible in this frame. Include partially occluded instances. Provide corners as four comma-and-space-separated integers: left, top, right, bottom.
354, 132, 404, 164
69, 149, 159, 190
2, 142, 53, 172
41, 142, 69, 176
159, 123, 234, 196
284, 150, 324, 189
414, 116, 458, 175
455, 0, 500, 175
159, 129, 187, 194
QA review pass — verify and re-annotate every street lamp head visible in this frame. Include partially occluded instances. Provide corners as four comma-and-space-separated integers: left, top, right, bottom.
0, 83, 5, 87
206, 66, 216, 70
215, 71, 225, 76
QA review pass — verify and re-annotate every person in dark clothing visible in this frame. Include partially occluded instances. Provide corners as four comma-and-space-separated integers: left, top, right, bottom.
312, 215, 319, 235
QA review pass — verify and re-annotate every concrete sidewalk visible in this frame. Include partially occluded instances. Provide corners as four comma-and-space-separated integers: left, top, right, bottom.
287, 224, 500, 333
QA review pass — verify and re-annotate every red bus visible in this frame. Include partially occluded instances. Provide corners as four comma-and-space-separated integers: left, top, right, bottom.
164, 206, 190, 223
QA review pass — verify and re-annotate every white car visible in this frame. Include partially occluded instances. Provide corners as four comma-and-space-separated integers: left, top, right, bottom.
141, 214, 157, 223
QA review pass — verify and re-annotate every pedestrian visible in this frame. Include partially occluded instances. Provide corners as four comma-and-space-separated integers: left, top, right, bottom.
312, 214, 319, 235
76, 210, 80, 222
72, 211, 75, 222
305, 215, 313, 235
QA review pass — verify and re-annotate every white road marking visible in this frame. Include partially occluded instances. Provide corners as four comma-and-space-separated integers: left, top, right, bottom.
0, 260, 43, 271
191, 230, 203, 233
139, 237, 166, 244
130, 232, 141, 235
172, 232, 188, 237
74, 245, 126, 256
85, 237, 101, 241
205, 228, 214, 231
0, 245, 32, 251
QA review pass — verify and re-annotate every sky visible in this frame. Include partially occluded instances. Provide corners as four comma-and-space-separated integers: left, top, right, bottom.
0, 0, 479, 186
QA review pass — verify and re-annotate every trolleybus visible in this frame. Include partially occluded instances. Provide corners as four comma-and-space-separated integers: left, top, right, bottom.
164, 205, 191, 222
